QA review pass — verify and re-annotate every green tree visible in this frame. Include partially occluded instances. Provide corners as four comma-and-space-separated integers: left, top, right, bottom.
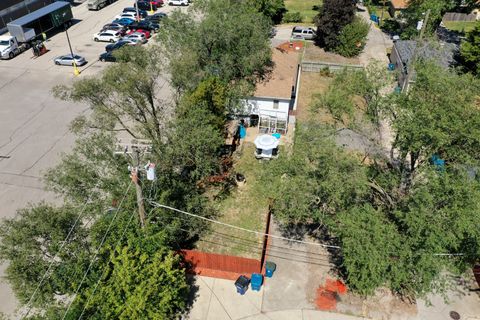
333, 17, 370, 58
73, 246, 188, 320
159, 0, 273, 96
392, 62, 480, 177
0, 204, 91, 308
246, 0, 286, 24
460, 22, 480, 76
314, 0, 357, 50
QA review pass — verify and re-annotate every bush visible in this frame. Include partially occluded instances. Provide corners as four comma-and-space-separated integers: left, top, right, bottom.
334, 18, 370, 57
282, 11, 303, 23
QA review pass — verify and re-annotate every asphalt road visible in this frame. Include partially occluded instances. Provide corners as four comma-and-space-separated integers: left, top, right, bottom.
0, 1, 185, 317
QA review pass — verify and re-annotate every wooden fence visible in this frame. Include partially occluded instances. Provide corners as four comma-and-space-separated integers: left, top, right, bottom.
301, 60, 364, 73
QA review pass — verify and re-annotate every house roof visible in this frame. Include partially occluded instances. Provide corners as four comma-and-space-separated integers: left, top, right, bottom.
390, 0, 409, 9
394, 40, 457, 70
254, 48, 299, 100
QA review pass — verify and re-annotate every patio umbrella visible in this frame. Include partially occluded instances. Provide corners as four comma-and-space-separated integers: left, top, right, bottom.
254, 134, 279, 150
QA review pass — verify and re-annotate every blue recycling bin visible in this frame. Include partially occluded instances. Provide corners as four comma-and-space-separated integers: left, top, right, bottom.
388, 63, 395, 71
251, 273, 263, 291
235, 275, 250, 295
370, 14, 378, 23
265, 261, 276, 278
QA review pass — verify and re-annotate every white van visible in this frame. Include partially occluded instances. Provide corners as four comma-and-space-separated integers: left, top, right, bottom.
291, 27, 316, 40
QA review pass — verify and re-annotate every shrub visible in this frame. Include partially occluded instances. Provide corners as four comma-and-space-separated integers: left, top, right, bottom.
334, 18, 370, 57
283, 11, 303, 23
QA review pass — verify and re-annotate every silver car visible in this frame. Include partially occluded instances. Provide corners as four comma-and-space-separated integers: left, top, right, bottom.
54, 54, 87, 66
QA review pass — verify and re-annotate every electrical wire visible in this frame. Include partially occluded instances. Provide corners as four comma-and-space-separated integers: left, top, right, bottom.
76, 181, 158, 320
61, 183, 132, 320
21, 182, 101, 320
148, 201, 342, 249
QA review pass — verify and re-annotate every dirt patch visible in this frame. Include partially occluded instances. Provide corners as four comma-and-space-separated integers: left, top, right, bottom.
294, 72, 334, 123
276, 40, 305, 53
304, 43, 361, 65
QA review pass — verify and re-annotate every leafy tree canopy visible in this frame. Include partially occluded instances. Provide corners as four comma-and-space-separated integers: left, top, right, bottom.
460, 22, 480, 76
314, 0, 357, 50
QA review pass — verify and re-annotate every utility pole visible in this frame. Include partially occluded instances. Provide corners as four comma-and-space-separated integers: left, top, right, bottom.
379, 0, 386, 27
134, 0, 140, 21
131, 148, 146, 229
115, 140, 152, 229
402, 9, 430, 92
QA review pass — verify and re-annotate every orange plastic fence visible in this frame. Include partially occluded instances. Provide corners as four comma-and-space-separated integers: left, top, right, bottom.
179, 249, 261, 280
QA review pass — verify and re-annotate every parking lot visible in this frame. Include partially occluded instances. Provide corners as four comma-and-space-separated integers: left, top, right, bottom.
0, 1, 186, 317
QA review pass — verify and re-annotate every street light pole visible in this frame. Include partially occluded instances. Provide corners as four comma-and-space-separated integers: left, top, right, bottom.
135, 0, 140, 21
64, 26, 80, 76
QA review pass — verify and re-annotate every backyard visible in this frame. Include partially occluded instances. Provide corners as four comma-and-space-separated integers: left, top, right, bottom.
196, 143, 269, 258
443, 20, 477, 32
285, 0, 321, 23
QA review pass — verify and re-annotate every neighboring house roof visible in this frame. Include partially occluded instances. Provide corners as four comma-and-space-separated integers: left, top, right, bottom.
390, 0, 409, 10
254, 48, 299, 100
394, 40, 457, 71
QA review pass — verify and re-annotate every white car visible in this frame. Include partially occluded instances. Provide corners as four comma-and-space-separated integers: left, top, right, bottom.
168, 0, 188, 6
123, 33, 147, 44
114, 12, 138, 20
93, 30, 122, 43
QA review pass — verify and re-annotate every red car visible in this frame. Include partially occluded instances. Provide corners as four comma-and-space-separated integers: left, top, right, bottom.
150, 0, 164, 6
128, 28, 151, 39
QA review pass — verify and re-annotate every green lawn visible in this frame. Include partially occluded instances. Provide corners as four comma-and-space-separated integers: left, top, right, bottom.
197, 143, 269, 258
285, 0, 322, 23
443, 21, 478, 33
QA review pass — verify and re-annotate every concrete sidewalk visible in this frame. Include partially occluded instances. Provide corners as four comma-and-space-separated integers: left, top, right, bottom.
186, 276, 367, 320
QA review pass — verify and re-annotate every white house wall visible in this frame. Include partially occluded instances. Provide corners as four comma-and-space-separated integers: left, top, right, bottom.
245, 98, 290, 120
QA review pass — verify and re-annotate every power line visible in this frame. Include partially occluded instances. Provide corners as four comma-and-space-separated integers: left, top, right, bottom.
148, 201, 341, 249
61, 183, 133, 320
150, 202, 467, 258
21, 183, 101, 319
76, 181, 158, 320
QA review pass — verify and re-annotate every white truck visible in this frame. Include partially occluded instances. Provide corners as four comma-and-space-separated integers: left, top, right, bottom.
0, 31, 35, 59
87, 0, 117, 10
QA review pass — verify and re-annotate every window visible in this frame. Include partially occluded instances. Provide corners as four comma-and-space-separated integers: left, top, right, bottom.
273, 100, 279, 110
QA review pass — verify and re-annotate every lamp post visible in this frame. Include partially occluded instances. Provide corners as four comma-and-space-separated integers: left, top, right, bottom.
149, 1, 154, 14
64, 26, 80, 76
135, 0, 141, 21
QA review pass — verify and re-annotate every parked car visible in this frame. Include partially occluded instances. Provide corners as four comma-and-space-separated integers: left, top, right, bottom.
128, 21, 159, 32
103, 23, 126, 30
291, 26, 315, 40
128, 28, 151, 38
145, 12, 167, 23
149, 0, 164, 7
123, 32, 147, 44
105, 39, 136, 52
93, 30, 122, 42
123, 7, 148, 17
136, 1, 157, 10
167, 0, 188, 5
100, 25, 127, 36
112, 18, 136, 26
99, 51, 116, 62
115, 12, 141, 20
54, 54, 87, 66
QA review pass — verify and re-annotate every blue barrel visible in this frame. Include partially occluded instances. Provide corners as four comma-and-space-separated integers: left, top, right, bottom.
388, 63, 395, 71
235, 275, 250, 295
265, 261, 276, 278
251, 273, 263, 291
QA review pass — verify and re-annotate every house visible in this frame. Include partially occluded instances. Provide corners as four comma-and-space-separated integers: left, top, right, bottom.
390, 40, 457, 91
243, 48, 300, 134
388, 0, 409, 18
